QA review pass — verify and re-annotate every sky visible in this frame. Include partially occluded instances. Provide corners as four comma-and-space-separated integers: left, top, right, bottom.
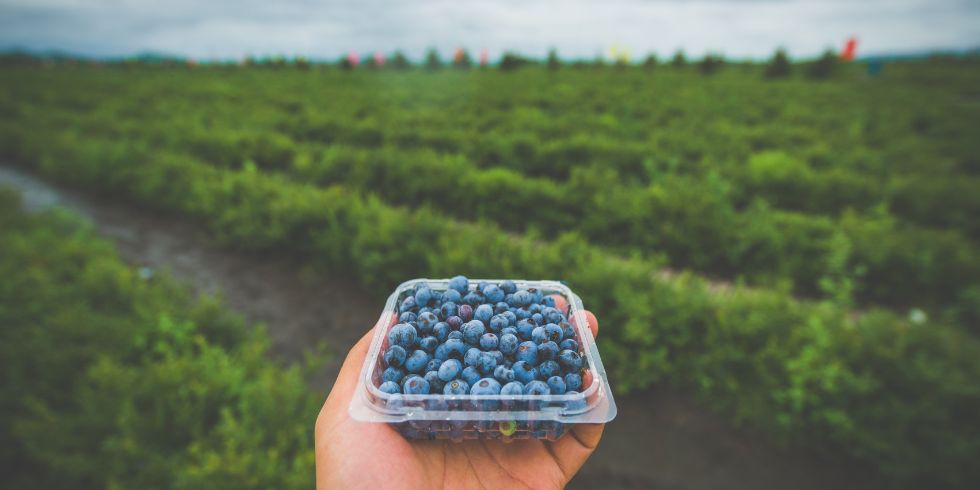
1, 0, 978, 61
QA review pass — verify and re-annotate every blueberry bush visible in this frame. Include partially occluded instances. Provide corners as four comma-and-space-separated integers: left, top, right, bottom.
0, 189, 323, 489
1, 57, 979, 486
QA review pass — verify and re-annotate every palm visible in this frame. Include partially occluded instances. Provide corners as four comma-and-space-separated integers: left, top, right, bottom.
316, 302, 601, 489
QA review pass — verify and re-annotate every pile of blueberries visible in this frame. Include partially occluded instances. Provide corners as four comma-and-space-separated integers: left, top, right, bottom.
378, 276, 585, 399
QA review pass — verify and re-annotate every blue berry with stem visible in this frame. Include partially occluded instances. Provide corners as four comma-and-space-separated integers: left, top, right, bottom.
516, 320, 535, 340
444, 379, 469, 395
559, 349, 583, 372
470, 377, 502, 395
425, 358, 441, 373
547, 376, 567, 394
399, 311, 417, 324
499, 333, 519, 355
417, 312, 438, 334
512, 361, 537, 384
483, 284, 505, 303
439, 301, 458, 320
560, 338, 578, 352
432, 322, 450, 342
516, 341, 538, 365
565, 373, 583, 392
418, 336, 439, 353
523, 380, 550, 396
538, 360, 560, 379
474, 304, 494, 324
442, 338, 466, 359
538, 341, 559, 361
461, 320, 485, 345
544, 323, 564, 342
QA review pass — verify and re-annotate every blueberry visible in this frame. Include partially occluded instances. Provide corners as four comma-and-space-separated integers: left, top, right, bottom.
538, 341, 559, 361
487, 350, 504, 366
494, 302, 509, 315
547, 376, 567, 394
477, 351, 497, 374
463, 291, 483, 306
462, 320, 485, 345
477, 280, 491, 292
480, 333, 499, 350
445, 315, 462, 330
502, 310, 517, 325
438, 359, 463, 382
399, 296, 417, 314
560, 321, 575, 340
499, 280, 517, 294
474, 304, 494, 324
528, 287, 543, 305
531, 313, 544, 325
544, 323, 564, 342
523, 380, 550, 396
489, 314, 509, 332
388, 323, 417, 349
514, 308, 531, 321
538, 360, 560, 379
405, 350, 431, 374
470, 377, 502, 395
447, 330, 464, 341
433, 322, 451, 342
464, 347, 482, 367
560, 339, 579, 352
414, 286, 434, 307
516, 341, 538, 365
516, 320, 535, 340
512, 290, 532, 307
541, 296, 556, 308
399, 311, 418, 324
559, 350, 583, 372
434, 343, 450, 361
544, 307, 564, 325
444, 379, 469, 395
565, 373, 583, 392
499, 333, 519, 355
379, 381, 401, 394
448, 275, 469, 295
458, 304, 473, 322
501, 327, 518, 338
418, 306, 433, 315
500, 381, 524, 396
443, 338, 467, 359
529, 303, 543, 315
439, 302, 458, 320
418, 336, 439, 353
483, 285, 505, 303
425, 358, 442, 373
441, 289, 462, 304
402, 375, 430, 395
382, 366, 405, 383
494, 365, 515, 383
531, 326, 549, 344
384, 345, 407, 368
461, 366, 482, 386
424, 371, 445, 393
512, 361, 538, 384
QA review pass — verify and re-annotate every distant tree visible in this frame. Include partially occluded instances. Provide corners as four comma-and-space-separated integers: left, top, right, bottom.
389, 51, 410, 69
698, 54, 724, 75
807, 49, 838, 79
765, 48, 792, 78
453, 48, 472, 69
295, 56, 310, 70
338, 56, 353, 70
499, 52, 531, 71
547, 48, 561, 71
425, 48, 442, 70
642, 54, 658, 70
671, 50, 686, 67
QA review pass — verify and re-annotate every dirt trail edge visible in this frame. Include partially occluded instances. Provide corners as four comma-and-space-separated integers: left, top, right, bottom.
0, 164, 884, 490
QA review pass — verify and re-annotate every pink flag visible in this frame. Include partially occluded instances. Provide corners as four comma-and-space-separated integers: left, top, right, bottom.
479, 48, 488, 66
347, 51, 360, 66
374, 52, 385, 66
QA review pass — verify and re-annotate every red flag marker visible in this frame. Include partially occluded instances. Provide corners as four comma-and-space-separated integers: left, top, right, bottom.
479, 48, 488, 66
374, 52, 385, 67
347, 51, 360, 66
841, 37, 857, 61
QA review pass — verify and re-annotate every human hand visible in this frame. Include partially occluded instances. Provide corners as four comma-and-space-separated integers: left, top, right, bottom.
315, 294, 604, 489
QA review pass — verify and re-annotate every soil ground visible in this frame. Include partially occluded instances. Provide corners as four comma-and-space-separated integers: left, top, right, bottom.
1, 165, 885, 490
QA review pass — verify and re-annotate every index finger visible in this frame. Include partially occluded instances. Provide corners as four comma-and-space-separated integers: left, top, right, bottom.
550, 294, 598, 338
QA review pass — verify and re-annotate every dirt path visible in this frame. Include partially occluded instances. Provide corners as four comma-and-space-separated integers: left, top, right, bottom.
0, 164, 885, 490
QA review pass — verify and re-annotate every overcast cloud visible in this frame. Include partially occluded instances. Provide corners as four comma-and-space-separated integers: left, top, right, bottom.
1, 0, 978, 60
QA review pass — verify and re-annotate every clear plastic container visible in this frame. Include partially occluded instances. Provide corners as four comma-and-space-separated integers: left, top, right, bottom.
349, 278, 617, 441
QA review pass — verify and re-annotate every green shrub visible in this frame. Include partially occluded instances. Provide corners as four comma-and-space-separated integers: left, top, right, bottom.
765, 48, 792, 78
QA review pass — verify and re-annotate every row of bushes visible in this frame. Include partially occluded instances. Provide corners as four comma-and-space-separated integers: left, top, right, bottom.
7, 140, 979, 486
0, 189, 322, 489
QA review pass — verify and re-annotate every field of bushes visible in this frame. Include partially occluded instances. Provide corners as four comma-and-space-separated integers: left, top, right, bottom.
1, 56, 978, 487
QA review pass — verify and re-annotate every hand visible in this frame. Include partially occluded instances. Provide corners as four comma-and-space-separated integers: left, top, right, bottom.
315, 295, 604, 489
